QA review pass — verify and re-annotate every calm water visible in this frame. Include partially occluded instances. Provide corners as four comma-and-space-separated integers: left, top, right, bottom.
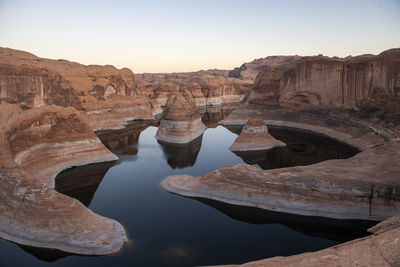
0, 115, 375, 267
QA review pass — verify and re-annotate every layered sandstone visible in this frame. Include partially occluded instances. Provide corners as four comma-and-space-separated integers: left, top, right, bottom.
0, 47, 138, 109
156, 94, 206, 143
0, 104, 127, 255
229, 118, 286, 151
135, 71, 253, 107
162, 108, 400, 221
229, 55, 301, 81
248, 49, 400, 114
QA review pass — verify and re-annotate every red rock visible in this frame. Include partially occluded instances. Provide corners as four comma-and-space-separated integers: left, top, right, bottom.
229, 118, 286, 151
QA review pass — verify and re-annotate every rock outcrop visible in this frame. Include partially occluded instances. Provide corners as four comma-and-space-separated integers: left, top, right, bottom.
135, 71, 253, 107
0, 47, 156, 130
162, 108, 400, 221
229, 55, 301, 81
156, 93, 206, 143
229, 118, 286, 151
0, 47, 139, 109
248, 49, 400, 114
0, 104, 127, 255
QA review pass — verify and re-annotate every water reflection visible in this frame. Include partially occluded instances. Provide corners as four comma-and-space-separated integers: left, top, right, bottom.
200, 104, 237, 128
194, 198, 377, 242
17, 245, 71, 262
55, 161, 115, 207
96, 120, 153, 154
158, 135, 203, 169
227, 126, 359, 169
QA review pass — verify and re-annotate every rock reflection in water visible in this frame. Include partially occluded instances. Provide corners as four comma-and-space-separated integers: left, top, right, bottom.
96, 120, 153, 154
195, 198, 377, 242
228, 126, 359, 169
55, 161, 115, 207
158, 135, 203, 169
200, 104, 238, 128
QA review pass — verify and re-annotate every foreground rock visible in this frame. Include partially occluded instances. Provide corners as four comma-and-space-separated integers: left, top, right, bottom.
0, 104, 127, 255
229, 118, 286, 151
156, 94, 206, 144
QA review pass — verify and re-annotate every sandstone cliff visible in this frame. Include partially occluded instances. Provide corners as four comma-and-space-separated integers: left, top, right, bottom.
229, 55, 301, 81
135, 71, 253, 107
0, 47, 140, 110
248, 49, 400, 113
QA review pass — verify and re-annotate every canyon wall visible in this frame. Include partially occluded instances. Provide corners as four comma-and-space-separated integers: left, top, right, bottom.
0, 47, 140, 110
135, 71, 253, 107
248, 49, 400, 113
229, 55, 301, 81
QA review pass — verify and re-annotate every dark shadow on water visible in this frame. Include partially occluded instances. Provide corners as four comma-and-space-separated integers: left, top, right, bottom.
55, 161, 116, 207
17, 245, 72, 262
95, 120, 153, 154
193, 197, 377, 242
225, 125, 360, 170
158, 135, 203, 169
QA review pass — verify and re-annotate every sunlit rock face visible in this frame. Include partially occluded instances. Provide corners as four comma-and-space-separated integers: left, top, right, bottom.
156, 94, 206, 144
229, 118, 286, 151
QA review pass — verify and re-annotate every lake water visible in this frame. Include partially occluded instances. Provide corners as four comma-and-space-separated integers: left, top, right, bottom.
0, 110, 376, 267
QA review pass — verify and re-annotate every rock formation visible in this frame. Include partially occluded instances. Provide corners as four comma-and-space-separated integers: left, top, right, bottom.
162, 108, 400, 221
229, 118, 286, 151
248, 49, 400, 114
0, 104, 127, 255
229, 55, 301, 80
155, 93, 206, 144
135, 71, 253, 107
0, 47, 156, 130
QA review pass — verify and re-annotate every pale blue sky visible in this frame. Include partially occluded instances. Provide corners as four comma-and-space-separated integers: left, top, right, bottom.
0, 0, 399, 72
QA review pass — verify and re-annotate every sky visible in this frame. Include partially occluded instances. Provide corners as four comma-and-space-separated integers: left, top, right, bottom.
0, 0, 399, 73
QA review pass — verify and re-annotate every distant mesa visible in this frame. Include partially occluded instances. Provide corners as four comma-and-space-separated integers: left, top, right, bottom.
155, 93, 206, 144
229, 118, 286, 152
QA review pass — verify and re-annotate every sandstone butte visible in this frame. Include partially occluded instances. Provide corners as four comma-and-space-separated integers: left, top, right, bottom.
156, 93, 206, 144
161, 49, 400, 266
1, 46, 400, 265
229, 117, 286, 151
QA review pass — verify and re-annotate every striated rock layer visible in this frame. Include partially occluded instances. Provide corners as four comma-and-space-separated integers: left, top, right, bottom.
162, 108, 400, 221
228, 55, 301, 81
229, 118, 286, 151
156, 94, 206, 144
135, 71, 253, 107
0, 104, 127, 255
249, 49, 400, 113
